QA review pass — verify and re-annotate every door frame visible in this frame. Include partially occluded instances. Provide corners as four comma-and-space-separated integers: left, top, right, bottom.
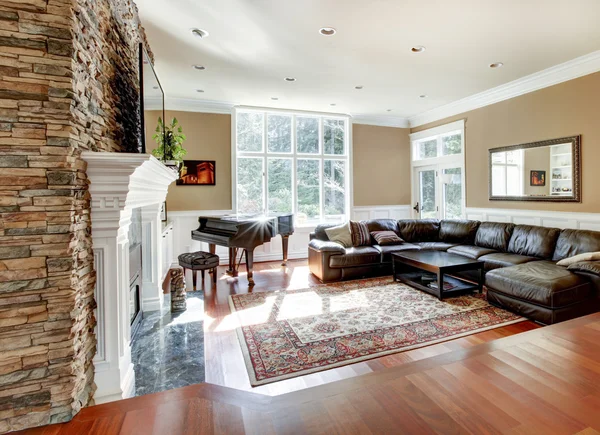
409, 120, 466, 220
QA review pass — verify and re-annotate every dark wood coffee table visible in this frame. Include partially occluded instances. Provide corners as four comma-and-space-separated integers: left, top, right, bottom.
392, 251, 484, 300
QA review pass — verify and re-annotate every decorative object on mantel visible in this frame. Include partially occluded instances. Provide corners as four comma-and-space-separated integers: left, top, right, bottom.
151, 117, 187, 171
170, 267, 187, 312
177, 160, 216, 185
160, 201, 167, 222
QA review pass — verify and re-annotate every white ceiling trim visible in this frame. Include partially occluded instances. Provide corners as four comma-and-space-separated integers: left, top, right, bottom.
351, 115, 410, 128
408, 50, 600, 128
164, 98, 235, 114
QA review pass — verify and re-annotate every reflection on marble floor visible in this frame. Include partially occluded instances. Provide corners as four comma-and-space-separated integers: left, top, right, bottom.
131, 291, 205, 397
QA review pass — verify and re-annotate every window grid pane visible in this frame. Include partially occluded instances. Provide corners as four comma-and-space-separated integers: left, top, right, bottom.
442, 133, 462, 156
267, 114, 292, 153
297, 159, 321, 221
267, 158, 293, 214
323, 159, 346, 220
237, 157, 264, 214
296, 116, 319, 154
323, 119, 345, 155
418, 139, 438, 159
237, 112, 263, 152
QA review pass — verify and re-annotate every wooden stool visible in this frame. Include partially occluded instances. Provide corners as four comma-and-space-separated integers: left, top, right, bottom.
178, 251, 220, 290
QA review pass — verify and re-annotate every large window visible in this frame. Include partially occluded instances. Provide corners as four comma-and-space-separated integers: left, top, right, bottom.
234, 109, 350, 225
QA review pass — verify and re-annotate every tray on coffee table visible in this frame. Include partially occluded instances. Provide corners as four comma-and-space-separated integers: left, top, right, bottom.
392, 251, 484, 300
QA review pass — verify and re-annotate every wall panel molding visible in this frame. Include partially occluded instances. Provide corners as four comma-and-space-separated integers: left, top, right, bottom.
465, 207, 600, 231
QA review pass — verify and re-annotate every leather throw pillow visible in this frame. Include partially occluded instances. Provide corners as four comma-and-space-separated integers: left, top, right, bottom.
557, 251, 600, 266
324, 222, 353, 248
349, 221, 371, 247
371, 230, 404, 246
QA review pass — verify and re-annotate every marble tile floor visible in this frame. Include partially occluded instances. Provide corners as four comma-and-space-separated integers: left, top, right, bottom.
130, 291, 205, 397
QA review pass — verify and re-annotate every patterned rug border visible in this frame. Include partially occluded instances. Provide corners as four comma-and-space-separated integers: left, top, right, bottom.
228, 278, 526, 386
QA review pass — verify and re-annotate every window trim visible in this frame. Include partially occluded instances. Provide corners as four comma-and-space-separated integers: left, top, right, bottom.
232, 106, 352, 226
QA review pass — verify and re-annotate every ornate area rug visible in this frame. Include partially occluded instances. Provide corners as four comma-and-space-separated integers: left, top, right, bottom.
229, 277, 525, 386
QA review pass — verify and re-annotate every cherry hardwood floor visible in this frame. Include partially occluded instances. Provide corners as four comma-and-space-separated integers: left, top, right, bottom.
21, 310, 600, 434
201, 260, 540, 396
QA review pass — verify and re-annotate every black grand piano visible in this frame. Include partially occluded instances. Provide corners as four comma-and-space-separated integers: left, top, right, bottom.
191, 214, 294, 285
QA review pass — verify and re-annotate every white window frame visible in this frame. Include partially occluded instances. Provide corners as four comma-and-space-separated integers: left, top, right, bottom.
232, 106, 352, 226
409, 120, 466, 219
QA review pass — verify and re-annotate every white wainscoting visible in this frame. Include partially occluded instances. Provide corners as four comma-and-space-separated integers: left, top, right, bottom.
352, 205, 412, 221
168, 205, 413, 264
466, 207, 600, 231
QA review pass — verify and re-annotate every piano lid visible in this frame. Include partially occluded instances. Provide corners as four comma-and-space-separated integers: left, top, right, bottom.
198, 213, 292, 223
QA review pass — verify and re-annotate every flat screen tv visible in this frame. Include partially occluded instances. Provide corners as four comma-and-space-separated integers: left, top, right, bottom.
139, 43, 165, 155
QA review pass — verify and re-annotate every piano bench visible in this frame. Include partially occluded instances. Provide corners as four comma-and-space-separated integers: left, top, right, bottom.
178, 252, 220, 289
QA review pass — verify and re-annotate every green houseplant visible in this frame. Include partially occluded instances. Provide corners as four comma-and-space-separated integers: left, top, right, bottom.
151, 117, 187, 168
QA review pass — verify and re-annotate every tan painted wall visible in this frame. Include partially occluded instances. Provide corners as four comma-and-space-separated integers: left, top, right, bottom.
411, 72, 600, 212
145, 111, 232, 211
352, 124, 412, 206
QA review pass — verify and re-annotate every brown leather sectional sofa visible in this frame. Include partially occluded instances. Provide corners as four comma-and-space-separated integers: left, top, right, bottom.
308, 219, 600, 324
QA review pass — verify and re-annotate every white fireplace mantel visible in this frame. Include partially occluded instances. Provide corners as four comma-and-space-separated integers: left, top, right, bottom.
82, 152, 178, 404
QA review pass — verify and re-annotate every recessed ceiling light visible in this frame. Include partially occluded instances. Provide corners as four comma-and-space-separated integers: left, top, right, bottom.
330, 103, 336, 106
196, 89, 204, 93
284, 77, 296, 82
355, 85, 363, 90
152, 86, 159, 90
271, 97, 279, 100
419, 94, 427, 98
192, 65, 206, 70
386, 109, 392, 112
319, 27, 336, 36
489, 62, 504, 68
191, 28, 209, 39
411, 46, 426, 53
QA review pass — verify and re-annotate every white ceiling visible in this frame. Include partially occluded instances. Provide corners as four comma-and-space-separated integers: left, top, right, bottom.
135, 0, 600, 124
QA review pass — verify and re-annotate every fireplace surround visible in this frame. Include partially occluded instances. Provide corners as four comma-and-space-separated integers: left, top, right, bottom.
82, 152, 177, 403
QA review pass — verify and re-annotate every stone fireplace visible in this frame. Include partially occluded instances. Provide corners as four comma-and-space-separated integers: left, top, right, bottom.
82, 152, 177, 403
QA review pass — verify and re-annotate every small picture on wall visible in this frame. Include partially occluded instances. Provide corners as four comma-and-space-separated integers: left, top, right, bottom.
177, 160, 216, 185
159, 201, 167, 222
530, 170, 546, 187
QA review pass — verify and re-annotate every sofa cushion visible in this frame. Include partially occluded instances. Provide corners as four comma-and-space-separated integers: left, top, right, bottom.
329, 246, 381, 268
308, 239, 345, 254
371, 230, 404, 246
557, 251, 600, 266
486, 261, 593, 309
374, 243, 421, 262
313, 224, 337, 241
397, 219, 440, 243
363, 219, 399, 234
478, 252, 538, 271
552, 229, 600, 261
324, 222, 353, 248
507, 225, 561, 259
567, 260, 600, 276
349, 221, 371, 247
439, 220, 480, 244
414, 242, 460, 251
475, 222, 515, 251
447, 245, 497, 260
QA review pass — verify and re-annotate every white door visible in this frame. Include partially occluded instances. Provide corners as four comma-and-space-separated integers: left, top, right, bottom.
413, 166, 439, 219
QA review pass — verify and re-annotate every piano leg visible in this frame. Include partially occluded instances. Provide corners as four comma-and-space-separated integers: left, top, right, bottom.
226, 248, 239, 276
208, 243, 216, 278
245, 249, 255, 286
281, 235, 289, 266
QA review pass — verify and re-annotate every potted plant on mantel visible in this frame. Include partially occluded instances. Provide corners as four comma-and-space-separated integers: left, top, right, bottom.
151, 117, 187, 172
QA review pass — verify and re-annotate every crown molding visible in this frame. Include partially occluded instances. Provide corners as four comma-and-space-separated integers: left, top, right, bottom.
408, 50, 600, 128
351, 115, 410, 128
164, 98, 234, 114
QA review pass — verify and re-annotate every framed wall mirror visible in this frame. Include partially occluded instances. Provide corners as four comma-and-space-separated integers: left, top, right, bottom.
489, 135, 581, 202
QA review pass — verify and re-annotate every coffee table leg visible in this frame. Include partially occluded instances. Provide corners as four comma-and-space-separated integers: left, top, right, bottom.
437, 271, 444, 300
479, 266, 485, 293
392, 258, 397, 281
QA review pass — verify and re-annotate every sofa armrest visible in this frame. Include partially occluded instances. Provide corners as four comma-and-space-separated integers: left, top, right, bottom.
568, 260, 600, 276
308, 239, 346, 254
